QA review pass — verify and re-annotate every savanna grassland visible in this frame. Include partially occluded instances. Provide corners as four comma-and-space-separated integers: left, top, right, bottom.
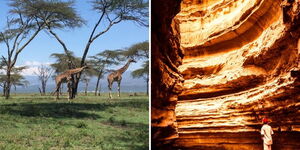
0, 93, 149, 150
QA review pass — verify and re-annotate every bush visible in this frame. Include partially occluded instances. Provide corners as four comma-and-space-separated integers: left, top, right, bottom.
75, 121, 87, 128
120, 120, 127, 126
108, 116, 115, 124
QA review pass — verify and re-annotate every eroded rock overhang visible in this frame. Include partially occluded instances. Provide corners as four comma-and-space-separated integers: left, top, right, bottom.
174, 0, 300, 149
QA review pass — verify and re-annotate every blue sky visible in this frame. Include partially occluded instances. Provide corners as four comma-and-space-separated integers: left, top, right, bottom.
0, 0, 149, 75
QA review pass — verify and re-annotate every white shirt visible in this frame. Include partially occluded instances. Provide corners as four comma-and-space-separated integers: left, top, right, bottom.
261, 124, 274, 145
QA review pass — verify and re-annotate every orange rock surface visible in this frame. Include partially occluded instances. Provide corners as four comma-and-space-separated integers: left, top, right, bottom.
152, 0, 300, 149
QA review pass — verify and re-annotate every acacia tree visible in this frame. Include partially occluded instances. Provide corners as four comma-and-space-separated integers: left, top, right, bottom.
50, 52, 80, 95
80, 69, 96, 96
50, 52, 80, 73
0, 0, 47, 99
16, 0, 84, 99
10, 70, 29, 94
80, 73, 90, 96
17, 0, 84, 61
123, 41, 149, 59
123, 41, 149, 95
132, 61, 148, 95
89, 49, 123, 96
0, 66, 29, 96
34, 65, 53, 96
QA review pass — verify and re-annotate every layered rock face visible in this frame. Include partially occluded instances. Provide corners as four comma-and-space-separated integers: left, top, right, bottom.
152, 0, 300, 149
151, 0, 183, 148
174, 0, 300, 149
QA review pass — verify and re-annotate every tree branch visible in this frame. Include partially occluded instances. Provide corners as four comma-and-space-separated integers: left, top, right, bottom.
1, 56, 8, 66
11, 30, 24, 57
11, 27, 42, 67
88, 10, 106, 43
91, 17, 122, 42
80, 3, 109, 66
47, 28, 75, 68
47, 28, 68, 54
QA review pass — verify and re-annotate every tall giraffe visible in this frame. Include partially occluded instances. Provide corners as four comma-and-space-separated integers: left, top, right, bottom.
53, 66, 88, 100
107, 59, 136, 99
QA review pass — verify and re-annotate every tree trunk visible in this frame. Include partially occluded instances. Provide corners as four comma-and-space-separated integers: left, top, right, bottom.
41, 80, 46, 96
72, 75, 79, 97
85, 81, 88, 96
94, 70, 103, 96
3, 81, 7, 96
48, 29, 77, 99
67, 82, 72, 99
98, 84, 101, 96
38, 87, 42, 96
146, 77, 149, 95
70, 80, 76, 99
70, 74, 78, 99
14, 85, 16, 95
73, 42, 93, 97
94, 77, 100, 96
4, 69, 11, 99
60, 84, 63, 95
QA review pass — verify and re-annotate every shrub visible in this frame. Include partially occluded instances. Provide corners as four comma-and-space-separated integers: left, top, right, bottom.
75, 121, 87, 128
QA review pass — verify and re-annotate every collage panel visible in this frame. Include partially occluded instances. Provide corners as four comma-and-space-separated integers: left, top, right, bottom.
1, 0, 300, 149
151, 0, 300, 150
0, 0, 149, 149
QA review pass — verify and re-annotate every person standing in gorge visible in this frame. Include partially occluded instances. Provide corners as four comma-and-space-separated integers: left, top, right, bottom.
261, 117, 274, 150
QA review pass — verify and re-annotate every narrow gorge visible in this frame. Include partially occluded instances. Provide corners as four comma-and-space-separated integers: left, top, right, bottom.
152, 0, 300, 149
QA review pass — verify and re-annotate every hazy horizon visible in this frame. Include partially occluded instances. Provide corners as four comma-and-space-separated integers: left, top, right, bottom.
0, 71, 147, 93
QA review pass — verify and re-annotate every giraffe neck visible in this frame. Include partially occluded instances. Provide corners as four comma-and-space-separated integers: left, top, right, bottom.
118, 60, 131, 74
69, 67, 85, 75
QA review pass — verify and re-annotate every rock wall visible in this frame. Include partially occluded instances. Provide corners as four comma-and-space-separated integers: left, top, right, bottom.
151, 0, 183, 149
174, 0, 300, 149
152, 0, 300, 149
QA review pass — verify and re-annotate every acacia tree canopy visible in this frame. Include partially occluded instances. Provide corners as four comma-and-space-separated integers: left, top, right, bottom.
92, 0, 149, 27
121, 41, 149, 94
122, 41, 149, 60
88, 49, 124, 96
0, 0, 49, 99
50, 52, 81, 74
0, 66, 29, 89
131, 61, 148, 79
11, 0, 85, 65
9, 0, 84, 29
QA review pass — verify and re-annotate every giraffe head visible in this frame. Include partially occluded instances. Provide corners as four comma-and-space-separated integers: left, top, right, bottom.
81, 65, 90, 71
81, 62, 91, 69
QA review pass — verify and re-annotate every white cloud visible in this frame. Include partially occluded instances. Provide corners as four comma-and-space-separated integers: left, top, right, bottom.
21, 66, 40, 76
16, 61, 52, 76
23, 61, 52, 67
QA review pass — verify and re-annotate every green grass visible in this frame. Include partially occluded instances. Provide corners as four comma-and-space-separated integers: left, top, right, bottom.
0, 93, 149, 150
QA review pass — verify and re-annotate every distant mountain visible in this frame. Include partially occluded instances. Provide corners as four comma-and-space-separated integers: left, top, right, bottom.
4, 71, 147, 93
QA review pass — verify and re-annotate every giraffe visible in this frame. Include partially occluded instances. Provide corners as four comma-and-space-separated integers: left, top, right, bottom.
53, 66, 88, 100
107, 58, 136, 99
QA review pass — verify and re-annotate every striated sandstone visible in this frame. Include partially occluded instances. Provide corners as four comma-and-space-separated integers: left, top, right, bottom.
151, 0, 183, 149
175, 0, 300, 149
152, 0, 300, 149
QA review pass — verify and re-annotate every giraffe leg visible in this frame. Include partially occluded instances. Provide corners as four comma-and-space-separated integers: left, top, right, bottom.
117, 80, 121, 97
56, 89, 59, 100
108, 80, 112, 99
55, 82, 61, 100
67, 80, 72, 102
53, 83, 60, 100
